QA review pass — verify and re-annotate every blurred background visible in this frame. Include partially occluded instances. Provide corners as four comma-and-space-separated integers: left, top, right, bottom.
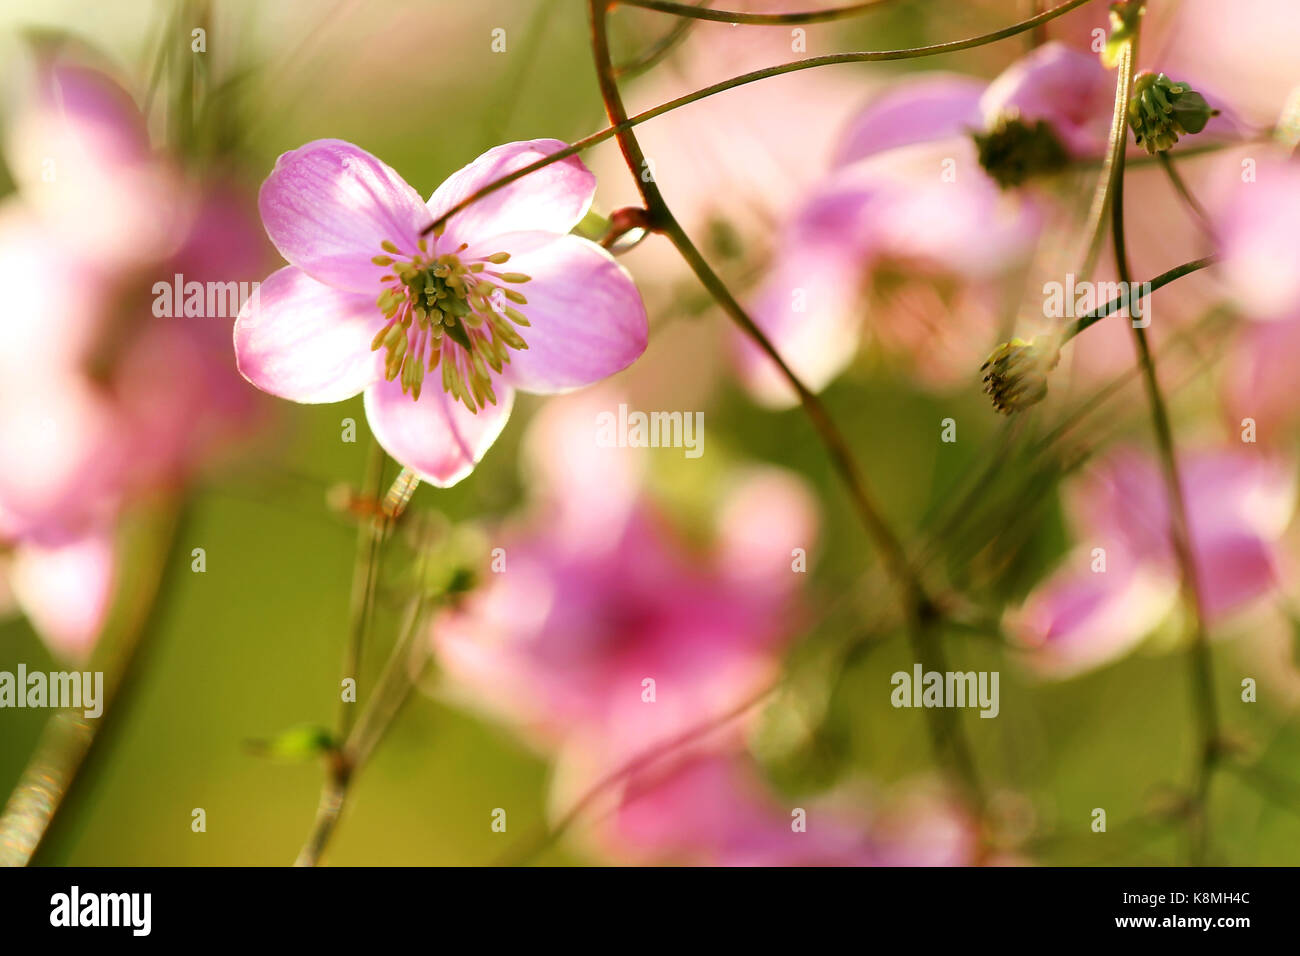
1, 0, 1299, 866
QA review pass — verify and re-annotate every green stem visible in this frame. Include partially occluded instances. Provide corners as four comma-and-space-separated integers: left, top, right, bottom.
422, 0, 1096, 237
1157, 150, 1215, 236
614, 0, 707, 78
589, 0, 925, 616
336, 438, 387, 739
0, 500, 184, 866
617, 0, 903, 25
1061, 255, 1218, 342
1110, 28, 1220, 866
295, 570, 434, 867
589, 0, 985, 808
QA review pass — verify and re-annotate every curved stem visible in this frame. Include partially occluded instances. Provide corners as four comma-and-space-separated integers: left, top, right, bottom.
616, 0, 903, 25
337, 438, 387, 739
1062, 255, 1218, 342
614, 0, 707, 78
0, 501, 183, 866
589, 0, 985, 808
589, 0, 924, 615
1157, 150, 1215, 237
295, 586, 432, 866
1110, 25, 1220, 866
422, 0, 1096, 237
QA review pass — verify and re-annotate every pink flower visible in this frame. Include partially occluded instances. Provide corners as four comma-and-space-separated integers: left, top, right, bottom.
739, 69, 1044, 404
599, 752, 975, 867
235, 139, 648, 486
4, 63, 188, 266
0, 61, 268, 659
431, 389, 816, 785
977, 42, 1115, 157
1202, 150, 1300, 440
1007, 446, 1296, 678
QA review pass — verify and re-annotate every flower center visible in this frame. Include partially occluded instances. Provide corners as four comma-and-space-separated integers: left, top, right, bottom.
973, 112, 1069, 189
369, 232, 531, 412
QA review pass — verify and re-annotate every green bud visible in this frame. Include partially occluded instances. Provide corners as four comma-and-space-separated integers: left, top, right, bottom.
1128, 72, 1219, 154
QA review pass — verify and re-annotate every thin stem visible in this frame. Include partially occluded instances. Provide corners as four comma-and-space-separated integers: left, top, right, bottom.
1157, 150, 1216, 237
589, 0, 985, 807
1062, 255, 1218, 342
295, 577, 434, 867
0, 501, 183, 866
497, 681, 780, 865
615, 0, 902, 25
337, 438, 387, 739
1110, 26, 1220, 866
614, 0, 708, 78
422, 0, 1096, 237
589, 0, 923, 614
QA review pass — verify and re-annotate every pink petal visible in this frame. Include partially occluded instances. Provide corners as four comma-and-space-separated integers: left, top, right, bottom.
426, 140, 595, 248
715, 467, 819, 592
9, 527, 116, 663
258, 139, 428, 293
363, 376, 515, 487
491, 233, 647, 394
1212, 153, 1300, 321
234, 266, 383, 403
1224, 317, 1300, 439
979, 42, 1115, 157
737, 177, 878, 405
5, 63, 183, 264
1195, 533, 1281, 621
1008, 549, 1179, 679
835, 74, 986, 167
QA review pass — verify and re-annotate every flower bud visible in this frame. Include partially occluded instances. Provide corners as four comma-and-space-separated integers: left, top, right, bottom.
1127, 72, 1219, 154
980, 336, 1060, 415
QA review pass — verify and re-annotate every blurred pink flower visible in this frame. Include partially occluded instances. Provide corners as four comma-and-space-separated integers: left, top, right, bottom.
4, 63, 189, 266
1007, 446, 1296, 678
236, 139, 647, 487
432, 389, 816, 783
739, 65, 1050, 404
600, 752, 975, 867
1196, 150, 1300, 441
977, 42, 1114, 157
0, 61, 267, 660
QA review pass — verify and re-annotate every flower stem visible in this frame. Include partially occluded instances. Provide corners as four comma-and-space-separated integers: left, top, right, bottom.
295, 569, 434, 866
617, 0, 903, 25
588, 0, 985, 809
1061, 255, 1218, 343
614, 0, 707, 78
0, 499, 183, 866
1157, 150, 1216, 237
422, 0, 1095, 238
1109, 24, 1221, 865
337, 438, 387, 739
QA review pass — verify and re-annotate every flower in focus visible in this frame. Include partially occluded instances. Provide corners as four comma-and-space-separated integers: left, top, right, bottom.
1127, 72, 1219, 154
431, 389, 816, 795
1006, 446, 1296, 678
236, 139, 648, 486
